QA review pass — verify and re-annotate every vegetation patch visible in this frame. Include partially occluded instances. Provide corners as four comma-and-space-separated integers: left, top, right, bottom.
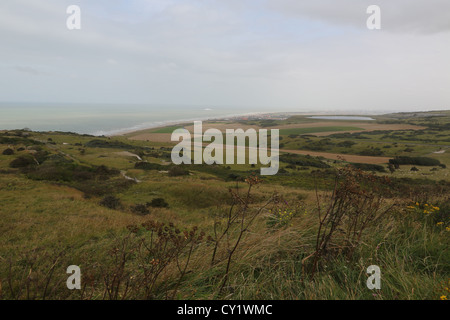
389, 156, 441, 167
279, 126, 363, 136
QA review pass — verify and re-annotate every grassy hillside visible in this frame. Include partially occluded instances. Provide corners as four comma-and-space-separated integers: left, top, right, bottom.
0, 112, 449, 300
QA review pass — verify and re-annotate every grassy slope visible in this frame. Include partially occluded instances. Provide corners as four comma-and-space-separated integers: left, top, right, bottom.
0, 112, 449, 300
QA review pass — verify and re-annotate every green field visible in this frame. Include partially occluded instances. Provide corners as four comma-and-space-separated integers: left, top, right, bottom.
151, 126, 185, 133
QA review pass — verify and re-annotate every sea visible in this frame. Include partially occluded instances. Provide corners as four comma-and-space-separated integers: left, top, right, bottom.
0, 103, 268, 136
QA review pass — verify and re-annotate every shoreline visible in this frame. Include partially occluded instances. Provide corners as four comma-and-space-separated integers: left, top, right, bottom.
108, 111, 289, 137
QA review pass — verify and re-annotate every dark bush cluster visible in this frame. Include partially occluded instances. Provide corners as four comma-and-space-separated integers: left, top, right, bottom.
9, 155, 36, 168
100, 195, 122, 210
349, 163, 387, 173
134, 162, 165, 171
358, 147, 384, 156
147, 198, 169, 208
131, 204, 150, 215
2, 148, 14, 155
389, 156, 441, 167
280, 153, 330, 169
84, 139, 136, 149
168, 166, 190, 177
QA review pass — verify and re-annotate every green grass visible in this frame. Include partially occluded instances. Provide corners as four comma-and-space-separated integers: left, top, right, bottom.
0, 112, 449, 300
151, 126, 185, 133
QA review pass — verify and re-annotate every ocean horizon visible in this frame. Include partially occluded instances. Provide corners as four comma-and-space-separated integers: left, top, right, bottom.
0, 103, 273, 136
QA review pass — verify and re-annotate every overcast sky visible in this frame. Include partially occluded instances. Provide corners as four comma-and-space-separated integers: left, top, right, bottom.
1, 0, 449, 112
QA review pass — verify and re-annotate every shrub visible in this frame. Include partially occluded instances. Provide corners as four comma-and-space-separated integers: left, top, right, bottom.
95, 165, 120, 176
337, 141, 356, 148
147, 198, 169, 208
168, 166, 190, 177
134, 162, 165, 171
389, 156, 441, 167
227, 173, 243, 181
2, 148, 14, 155
100, 195, 122, 210
280, 153, 330, 168
359, 148, 384, 156
350, 163, 387, 173
9, 155, 36, 168
85, 139, 135, 149
131, 204, 150, 215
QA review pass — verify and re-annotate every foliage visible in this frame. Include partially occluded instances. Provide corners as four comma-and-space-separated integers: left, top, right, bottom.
280, 153, 330, 169
2, 148, 14, 155
100, 195, 122, 210
389, 156, 441, 167
168, 166, 190, 177
147, 198, 169, 208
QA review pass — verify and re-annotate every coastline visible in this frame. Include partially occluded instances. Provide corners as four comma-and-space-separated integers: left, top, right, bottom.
107, 111, 283, 137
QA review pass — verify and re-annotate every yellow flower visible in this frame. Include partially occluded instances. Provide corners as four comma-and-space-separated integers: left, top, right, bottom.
415, 202, 419, 206
440, 295, 447, 300
446, 227, 450, 232
437, 222, 444, 226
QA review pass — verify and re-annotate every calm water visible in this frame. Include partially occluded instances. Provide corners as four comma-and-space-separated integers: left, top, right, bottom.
0, 103, 264, 136
308, 116, 375, 121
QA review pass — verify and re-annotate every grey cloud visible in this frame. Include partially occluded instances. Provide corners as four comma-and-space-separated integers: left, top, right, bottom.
0, 0, 449, 111
14, 66, 49, 76
267, 0, 450, 34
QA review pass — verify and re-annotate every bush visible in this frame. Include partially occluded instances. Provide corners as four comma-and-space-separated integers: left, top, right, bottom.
100, 195, 122, 210
134, 162, 165, 171
2, 148, 14, 155
147, 198, 169, 208
280, 153, 330, 169
168, 166, 190, 177
359, 148, 384, 156
389, 156, 441, 167
350, 163, 387, 173
131, 204, 150, 215
227, 173, 243, 181
337, 141, 356, 148
9, 155, 36, 168
85, 139, 135, 149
